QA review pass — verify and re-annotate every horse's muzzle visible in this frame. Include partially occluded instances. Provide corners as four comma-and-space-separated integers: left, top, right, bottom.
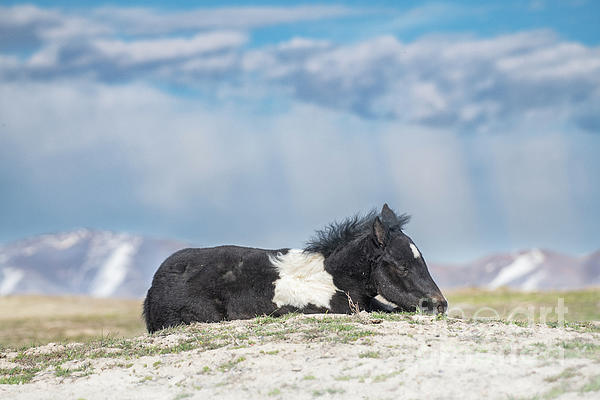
419, 297, 448, 314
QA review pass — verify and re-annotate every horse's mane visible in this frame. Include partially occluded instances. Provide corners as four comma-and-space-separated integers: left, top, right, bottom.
304, 208, 410, 257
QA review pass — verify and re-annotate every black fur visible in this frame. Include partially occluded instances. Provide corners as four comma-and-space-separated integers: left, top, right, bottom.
143, 204, 445, 333
304, 208, 410, 257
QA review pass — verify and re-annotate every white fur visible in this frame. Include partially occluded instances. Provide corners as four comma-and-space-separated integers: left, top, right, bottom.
375, 294, 399, 311
409, 243, 421, 259
269, 249, 339, 309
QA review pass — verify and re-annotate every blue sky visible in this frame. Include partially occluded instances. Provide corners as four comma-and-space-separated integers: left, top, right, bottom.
1, 1, 599, 263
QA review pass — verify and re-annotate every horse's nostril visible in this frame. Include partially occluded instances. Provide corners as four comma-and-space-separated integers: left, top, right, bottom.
420, 299, 430, 309
435, 299, 448, 314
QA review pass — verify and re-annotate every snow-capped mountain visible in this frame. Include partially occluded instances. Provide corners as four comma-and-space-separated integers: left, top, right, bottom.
0, 230, 185, 298
429, 248, 600, 290
0, 230, 598, 297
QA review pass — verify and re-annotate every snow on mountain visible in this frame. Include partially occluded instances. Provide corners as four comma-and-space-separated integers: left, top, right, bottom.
0, 230, 598, 297
429, 248, 599, 290
0, 267, 24, 295
0, 230, 185, 298
90, 239, 141, 297
487, 249, 545, 289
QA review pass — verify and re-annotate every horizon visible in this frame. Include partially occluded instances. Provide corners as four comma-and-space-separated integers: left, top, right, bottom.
1, 1, 599, 264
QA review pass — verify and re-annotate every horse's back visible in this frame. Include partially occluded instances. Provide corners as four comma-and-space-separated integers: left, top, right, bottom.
143, 245, 287, 332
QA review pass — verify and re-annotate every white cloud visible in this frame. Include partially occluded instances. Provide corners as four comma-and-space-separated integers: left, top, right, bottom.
0, 4, 355, 48
388, 3, 470, 31
92, 5, 358, 34
92, 31, 247, 66
2, 5, 598, 132
244, 31, 600, 131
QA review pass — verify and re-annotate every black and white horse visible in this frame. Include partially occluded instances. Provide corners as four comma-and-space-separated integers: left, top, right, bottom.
143, 204, 447, 332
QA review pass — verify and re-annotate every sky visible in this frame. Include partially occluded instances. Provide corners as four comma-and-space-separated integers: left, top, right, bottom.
0, 1, 599, 263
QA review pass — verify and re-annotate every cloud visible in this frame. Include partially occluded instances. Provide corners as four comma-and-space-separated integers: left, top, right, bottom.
92, 5, 358, 34
246, 31, 600, 132
0, 5, 110, 50
2, 79, 599, 260
1, 4, 600, 260
387, 3, 471, 31
92, 32, 246, 66
0, 4, 356, 49
4, 30, 247, 83
0, 5, 59, 50
2, 5, 598, 132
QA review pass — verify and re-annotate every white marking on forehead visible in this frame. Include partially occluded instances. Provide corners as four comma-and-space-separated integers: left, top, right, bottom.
409, 243, 421, 259
269, 249, 339, 309
374, 295, 399, 311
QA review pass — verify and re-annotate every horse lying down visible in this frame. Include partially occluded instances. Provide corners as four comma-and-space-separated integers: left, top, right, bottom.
143, 204, 447, 332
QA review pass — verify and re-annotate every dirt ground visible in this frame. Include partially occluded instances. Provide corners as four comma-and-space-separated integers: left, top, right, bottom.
1, 313, 599, 400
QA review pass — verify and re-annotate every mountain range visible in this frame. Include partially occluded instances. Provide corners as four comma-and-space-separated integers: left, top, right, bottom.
0, 230, 598, 298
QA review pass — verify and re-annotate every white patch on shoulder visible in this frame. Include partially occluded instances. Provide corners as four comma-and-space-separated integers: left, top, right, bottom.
269, 249, 338, 309
409, 243, 421, 259
374, 294, 399, 311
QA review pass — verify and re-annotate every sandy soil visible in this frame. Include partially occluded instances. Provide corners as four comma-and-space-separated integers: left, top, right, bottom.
1, 313, 599, 400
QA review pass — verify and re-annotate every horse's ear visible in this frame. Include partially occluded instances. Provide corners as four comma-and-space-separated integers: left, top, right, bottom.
372, 216, 389, 247
381, 203, 397, 226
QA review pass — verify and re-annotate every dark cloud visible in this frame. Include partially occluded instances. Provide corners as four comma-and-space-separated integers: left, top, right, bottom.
0, 5, 60, 50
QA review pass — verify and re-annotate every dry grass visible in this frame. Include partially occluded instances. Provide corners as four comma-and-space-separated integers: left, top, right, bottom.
0, 295, 144, 348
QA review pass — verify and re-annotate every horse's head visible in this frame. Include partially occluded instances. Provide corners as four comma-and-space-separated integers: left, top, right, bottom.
368, 204, 447, 314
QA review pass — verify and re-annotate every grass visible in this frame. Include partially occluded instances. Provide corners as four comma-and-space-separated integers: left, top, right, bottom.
0, 295, 145, 348
372, 370, 402, 382
312, 388, 345, 396
0, 289, 598, 350
580, 375, 600, 393
520, 374, 600, 400
445, 288, 600, 322
217, 356, 246, 372
0, 367, 41, 384
358, 351, 380, 359
558, 339, 600, 360
544, 367, 579, 383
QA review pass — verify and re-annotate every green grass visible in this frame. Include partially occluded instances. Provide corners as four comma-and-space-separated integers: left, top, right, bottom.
358, 351, 380, 359
312, 388, 345, 396
445, 288, 600, 322
217, 356, 246, 372
558, 339, 600, 359
372, 370, 402, 382
544, 367, 579, 383
0, 367, 41, 384
580, 375, 600, 393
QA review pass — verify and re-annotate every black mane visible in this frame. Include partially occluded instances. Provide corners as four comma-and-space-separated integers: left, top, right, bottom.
304, 209, 410, 257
